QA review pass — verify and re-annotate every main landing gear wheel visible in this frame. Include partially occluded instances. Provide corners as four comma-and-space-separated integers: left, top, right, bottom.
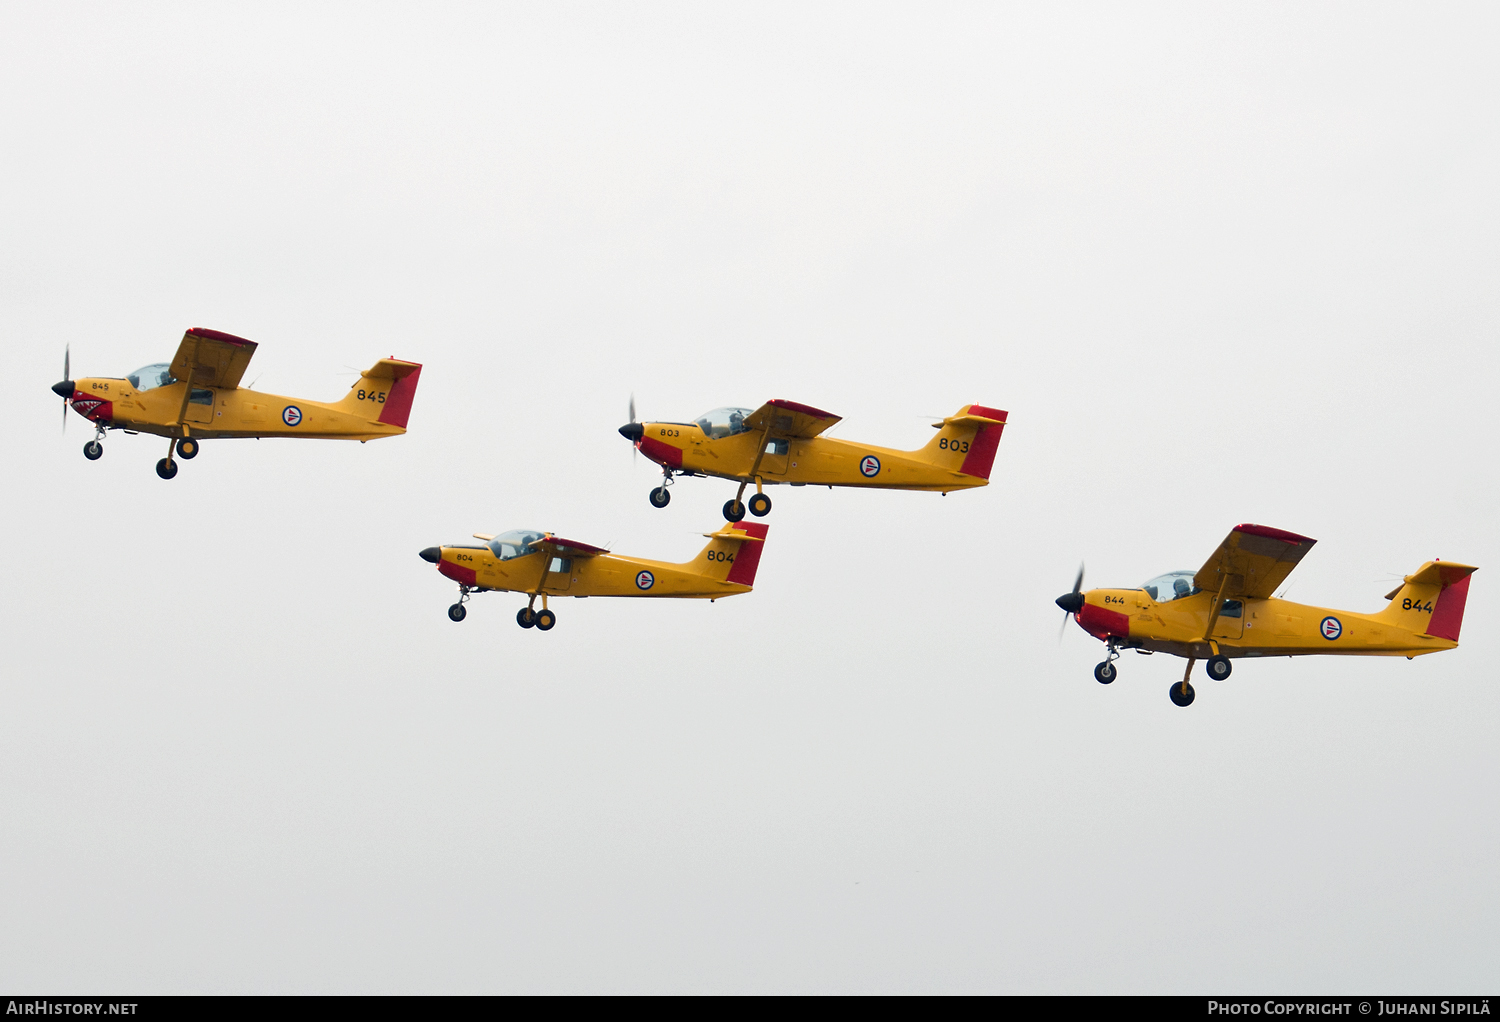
535, 609, 556, 631
448, 603, 467, 622
517, 607, 536, 629
649, 487, 671, 508
1169, 681, 1196, 707
748, 493, 772, 517
176, 437, 199, 459
83, 441, 103, 461
1205, 656, 1232, 681
1094, 661, 1117, 684
155, 458, 178, 480
722, 499, 746, 522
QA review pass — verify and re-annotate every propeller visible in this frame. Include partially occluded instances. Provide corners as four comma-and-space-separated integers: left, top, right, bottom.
1056, 563, 1085, 639
619, 393, 643, 455
53, 344, 74, 432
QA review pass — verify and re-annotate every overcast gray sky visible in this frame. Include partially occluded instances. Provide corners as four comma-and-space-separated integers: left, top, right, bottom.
3, 2, 1497, 994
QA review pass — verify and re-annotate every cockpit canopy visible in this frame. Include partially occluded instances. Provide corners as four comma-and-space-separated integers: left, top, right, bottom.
127, 363, 176, 392
1142, 571, 1201, 603
487, 529, 546, 560
694, 407, 753, 439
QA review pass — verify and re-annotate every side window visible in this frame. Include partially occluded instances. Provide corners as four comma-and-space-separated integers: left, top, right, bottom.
1220, 600, 1243, 618
189, 388, 214, 405
765, 439, 788, 455
549, 557, 571, 573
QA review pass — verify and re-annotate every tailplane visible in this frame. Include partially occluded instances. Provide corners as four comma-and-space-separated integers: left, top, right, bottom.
913, 404, 1007, 480
689, 521, 769, 587
335, 358, 423, 428
1375, 560, 1477, 641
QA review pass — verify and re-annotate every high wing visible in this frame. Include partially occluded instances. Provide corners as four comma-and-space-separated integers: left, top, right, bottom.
743, 399, 841, 439
1194, 524, 1317, 600
168, 328, 258, 390
535, 535, 609, 557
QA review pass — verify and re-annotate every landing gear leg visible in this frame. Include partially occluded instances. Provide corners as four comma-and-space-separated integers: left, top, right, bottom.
1094, 642, 1121, 684
748, 478, 772, 518
724, 481, 748, 522
518, 594, 537, 629
155, 437, 178, 480
649, 469, 674, 508
448, 585, 472, 622
535, 593, 556, 631
1170, 659, 1196, 707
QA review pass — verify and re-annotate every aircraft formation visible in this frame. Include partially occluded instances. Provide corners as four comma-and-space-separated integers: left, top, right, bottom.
52, 326, 1476, 707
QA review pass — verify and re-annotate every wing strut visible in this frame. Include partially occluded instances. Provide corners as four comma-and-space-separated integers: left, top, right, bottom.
172, 333, 201, 428
1182, 575, 1232, 699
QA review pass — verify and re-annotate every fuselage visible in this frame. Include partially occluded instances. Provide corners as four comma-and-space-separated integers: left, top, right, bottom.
67, 376, 405, 441
635, 422, 989, 492
1073, 588, 1455, 660
431, 546, 752, 600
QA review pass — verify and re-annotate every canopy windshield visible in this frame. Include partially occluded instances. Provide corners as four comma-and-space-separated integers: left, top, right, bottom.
1142, 571, 1201, 603
127, 363, 176, 392
694, 407, 753, 439
487, 529, 545, 560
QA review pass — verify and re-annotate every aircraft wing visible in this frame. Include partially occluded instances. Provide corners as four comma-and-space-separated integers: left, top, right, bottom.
168, 328, 258, 390
743, 399, 842, 439
535, 535, 609, 557
1194, 524, 1317, 600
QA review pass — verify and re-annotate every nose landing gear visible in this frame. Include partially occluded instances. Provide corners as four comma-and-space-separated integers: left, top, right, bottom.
83, 423, 106, 461
449, 585, 474, 622
649, 468, 675, 508
1093, 641, 1121, 684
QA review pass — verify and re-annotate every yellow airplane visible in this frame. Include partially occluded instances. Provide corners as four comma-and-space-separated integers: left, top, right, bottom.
418, 520, 770, 630
51, 327, 422, 479
1055, 524, 1477, 707
618, 399, 1007, 520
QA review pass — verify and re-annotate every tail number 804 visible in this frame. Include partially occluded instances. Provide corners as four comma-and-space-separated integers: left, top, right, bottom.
706, 550, 735, 562
939, 438, 970, 452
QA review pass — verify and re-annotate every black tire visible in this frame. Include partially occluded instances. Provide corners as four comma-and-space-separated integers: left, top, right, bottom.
155, 458, 178, 480
83, 441, 103, 461
535, 609, 556, 631
723, 499, 746, 522
649, 487, 671, 508
448, 603, 467, 622
1169, 681, 1196, 707
1205, 655, 1232, 681
516, 607, 536, 629
1094, 661, 1116, 684
748, 492, 772, 517
177, 437, 199, 459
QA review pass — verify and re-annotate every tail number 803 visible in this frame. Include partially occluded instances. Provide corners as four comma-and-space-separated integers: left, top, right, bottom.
939, 438, 970, 452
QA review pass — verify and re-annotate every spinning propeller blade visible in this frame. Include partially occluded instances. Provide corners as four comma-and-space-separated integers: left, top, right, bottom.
60, 345, 71, 432
1056, 563, 1085, 641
